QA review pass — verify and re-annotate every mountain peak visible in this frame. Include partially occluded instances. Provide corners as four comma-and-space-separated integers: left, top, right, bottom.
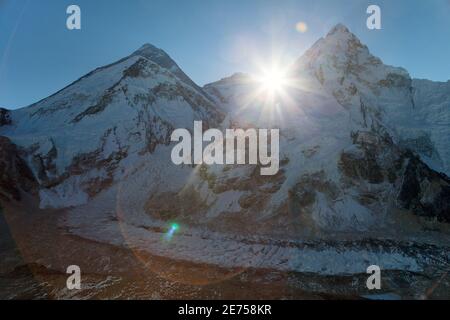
327, 23, 350, 36
132, 43, 170, 62
322, 23, 361, 47
131, 43, 200, 89
137, 43, 158, 51
298, 23, 368, 65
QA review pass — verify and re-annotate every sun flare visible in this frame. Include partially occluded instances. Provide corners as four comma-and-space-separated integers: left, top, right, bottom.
258, 68, 288, 95
238, 55, 305, 125
260, 69, 285, 93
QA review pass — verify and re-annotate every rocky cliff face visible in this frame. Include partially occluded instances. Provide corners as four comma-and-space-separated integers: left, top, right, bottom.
0, 108, 11, 126
0, 137, 37, 202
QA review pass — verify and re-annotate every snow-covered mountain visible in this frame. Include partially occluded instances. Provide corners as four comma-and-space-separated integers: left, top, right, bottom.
0, 25, 449, 282
0, 44, 224, 207
196, 24, 450, 233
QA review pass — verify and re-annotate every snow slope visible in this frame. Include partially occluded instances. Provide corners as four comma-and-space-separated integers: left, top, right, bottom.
0, 44, 223, 207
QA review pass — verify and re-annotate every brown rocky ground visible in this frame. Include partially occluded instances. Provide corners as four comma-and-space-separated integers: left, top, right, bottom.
0, 197, 448, 300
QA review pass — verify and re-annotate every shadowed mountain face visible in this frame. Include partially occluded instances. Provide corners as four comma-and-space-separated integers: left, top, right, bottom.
0, 137, 37, 202
0, 108, 11, 126
0, 25, 449, 287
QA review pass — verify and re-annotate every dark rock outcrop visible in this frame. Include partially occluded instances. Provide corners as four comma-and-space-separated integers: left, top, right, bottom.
0, 137, 37, 202
339, 130, 450, 223
0, 108, 11, 126
398, 155, 450, 223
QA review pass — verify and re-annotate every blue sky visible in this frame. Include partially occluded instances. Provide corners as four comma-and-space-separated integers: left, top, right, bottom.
1, 0, 450, 109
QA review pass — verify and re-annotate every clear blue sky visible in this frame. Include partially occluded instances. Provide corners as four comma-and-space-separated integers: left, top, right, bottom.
1, 0, 450, 109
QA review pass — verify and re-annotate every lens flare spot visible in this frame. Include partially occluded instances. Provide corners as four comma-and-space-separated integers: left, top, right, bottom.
296, 21, 308, 33
164, 223, 180, 241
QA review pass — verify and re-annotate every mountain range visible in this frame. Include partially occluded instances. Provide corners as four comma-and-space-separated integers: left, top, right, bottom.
0, 24, 449, 288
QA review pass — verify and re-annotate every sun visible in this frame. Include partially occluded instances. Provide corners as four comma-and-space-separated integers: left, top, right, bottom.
257, 67, 288, 96
237, 55, 304, 125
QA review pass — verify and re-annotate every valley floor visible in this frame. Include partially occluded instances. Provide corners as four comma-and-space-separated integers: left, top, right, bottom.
0, 198, 449, 300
